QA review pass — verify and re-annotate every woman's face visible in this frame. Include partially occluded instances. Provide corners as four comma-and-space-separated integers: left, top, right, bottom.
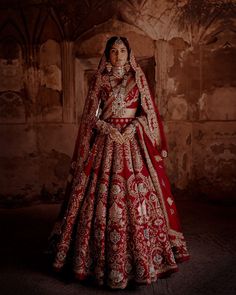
109, 42, 128, 67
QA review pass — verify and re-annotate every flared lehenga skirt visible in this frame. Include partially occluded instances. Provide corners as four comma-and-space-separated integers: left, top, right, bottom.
52, 118, 189, 289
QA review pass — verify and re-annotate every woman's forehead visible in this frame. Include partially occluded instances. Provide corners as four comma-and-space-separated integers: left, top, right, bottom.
110, 43, 127, 50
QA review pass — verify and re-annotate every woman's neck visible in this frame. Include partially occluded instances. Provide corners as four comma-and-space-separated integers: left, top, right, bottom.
112, 66, 125, 78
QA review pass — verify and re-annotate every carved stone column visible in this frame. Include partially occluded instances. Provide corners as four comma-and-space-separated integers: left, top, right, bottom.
61, 41, 75, 123
154, 40, 170, 116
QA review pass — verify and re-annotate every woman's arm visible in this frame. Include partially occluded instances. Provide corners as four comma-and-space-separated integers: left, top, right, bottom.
95, 119, 124, 144
122, 95, 168, 158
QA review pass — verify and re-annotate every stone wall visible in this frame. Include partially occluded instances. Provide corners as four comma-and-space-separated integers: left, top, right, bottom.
0, 0, 235, 206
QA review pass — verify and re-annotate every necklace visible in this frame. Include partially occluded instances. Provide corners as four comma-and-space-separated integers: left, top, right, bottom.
109, 72, 128, 116
112, 66, 125, 79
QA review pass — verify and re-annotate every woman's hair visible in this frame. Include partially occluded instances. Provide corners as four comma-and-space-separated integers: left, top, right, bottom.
104, 36, 131, 61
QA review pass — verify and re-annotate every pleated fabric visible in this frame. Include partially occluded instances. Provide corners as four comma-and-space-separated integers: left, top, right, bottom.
52, 119, 189, 289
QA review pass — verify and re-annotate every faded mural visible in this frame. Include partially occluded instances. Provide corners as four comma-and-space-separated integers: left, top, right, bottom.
0, 0, 235, 206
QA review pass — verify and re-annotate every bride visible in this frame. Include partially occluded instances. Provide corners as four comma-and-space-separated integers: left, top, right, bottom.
48, 36, 190, 289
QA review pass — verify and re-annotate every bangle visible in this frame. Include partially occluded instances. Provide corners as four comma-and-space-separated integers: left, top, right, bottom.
96, 120, 111, 134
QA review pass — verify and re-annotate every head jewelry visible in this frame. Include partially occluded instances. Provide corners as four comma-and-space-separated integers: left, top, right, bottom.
114, 37, 124, 46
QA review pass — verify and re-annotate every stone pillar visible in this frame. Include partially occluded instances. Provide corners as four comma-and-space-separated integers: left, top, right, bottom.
154, 40, 171, 115
74, 57, 99, 122
61, 41, 75, 123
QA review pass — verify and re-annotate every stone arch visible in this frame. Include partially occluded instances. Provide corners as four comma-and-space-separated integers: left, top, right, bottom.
0, 36, 22, 62
0, 37, 25, 123
0, 18, 27, 61
74, 18, 156, 121
0, 18, 27, 46
0, 91, 25, 123
36, 9, 64, 45
75, 18, 147, 45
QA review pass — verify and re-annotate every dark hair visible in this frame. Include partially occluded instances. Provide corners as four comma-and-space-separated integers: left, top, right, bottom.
104, 36, 131, 61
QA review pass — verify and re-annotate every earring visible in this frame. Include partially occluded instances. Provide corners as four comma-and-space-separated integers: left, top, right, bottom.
124, 62, 130, 72
106, 62, 112, 72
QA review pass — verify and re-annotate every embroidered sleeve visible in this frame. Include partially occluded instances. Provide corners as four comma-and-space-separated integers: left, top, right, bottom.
95, 119, 114, 134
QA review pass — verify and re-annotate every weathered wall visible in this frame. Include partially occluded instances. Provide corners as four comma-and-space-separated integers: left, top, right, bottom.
0, 0, 235, 206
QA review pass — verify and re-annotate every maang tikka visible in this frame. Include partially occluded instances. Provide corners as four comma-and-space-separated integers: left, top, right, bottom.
114, 37, 123, 45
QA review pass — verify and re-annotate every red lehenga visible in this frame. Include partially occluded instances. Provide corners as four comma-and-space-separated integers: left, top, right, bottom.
48, 51, 190, 289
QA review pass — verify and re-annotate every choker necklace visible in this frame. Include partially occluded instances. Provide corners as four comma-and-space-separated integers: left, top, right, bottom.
112, 66, 125, 79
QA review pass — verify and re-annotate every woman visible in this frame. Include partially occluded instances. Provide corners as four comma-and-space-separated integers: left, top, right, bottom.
48, 36, 190, 289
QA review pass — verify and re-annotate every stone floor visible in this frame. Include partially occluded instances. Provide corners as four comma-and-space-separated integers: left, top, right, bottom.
0, 198, 235, 295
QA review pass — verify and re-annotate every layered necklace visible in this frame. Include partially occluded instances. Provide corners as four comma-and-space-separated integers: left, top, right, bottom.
109, 66, 128, 116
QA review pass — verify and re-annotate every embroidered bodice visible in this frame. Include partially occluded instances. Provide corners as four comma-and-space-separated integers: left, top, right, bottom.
98, 72, 140, 120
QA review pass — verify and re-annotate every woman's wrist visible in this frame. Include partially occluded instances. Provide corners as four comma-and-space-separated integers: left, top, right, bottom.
96, 119, 113, 134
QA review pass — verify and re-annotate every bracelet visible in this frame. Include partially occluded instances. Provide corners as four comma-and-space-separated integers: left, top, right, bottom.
96, 119, 112, 134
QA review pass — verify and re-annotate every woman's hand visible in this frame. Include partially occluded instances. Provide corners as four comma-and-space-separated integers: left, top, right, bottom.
109, 128, 125, 144
122, 124, 136, 142
96, 119, 125, 144
96, 119, 136, 144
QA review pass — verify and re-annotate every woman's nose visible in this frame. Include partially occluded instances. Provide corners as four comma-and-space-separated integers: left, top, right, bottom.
117, 51, 121, 58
